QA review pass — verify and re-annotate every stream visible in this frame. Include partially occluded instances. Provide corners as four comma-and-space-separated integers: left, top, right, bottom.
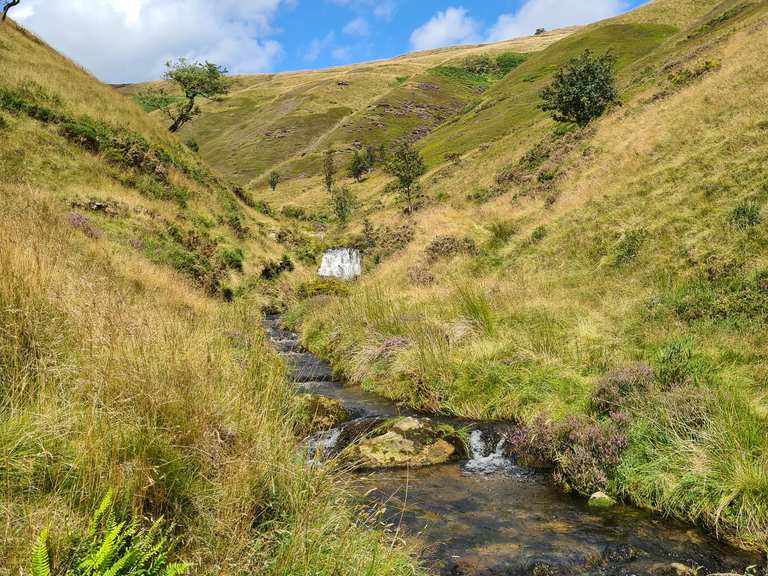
264, 315, 762, 576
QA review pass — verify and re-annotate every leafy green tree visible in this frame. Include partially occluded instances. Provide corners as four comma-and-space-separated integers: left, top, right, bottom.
540, 49, 619, 127
2, 0, 20, 21
348, 150, 368, 182
269, 170, 280, 191
134, 88, 176, 113
330, 185, 355, 224
323, 149, 336, 193
140, 59, 230, 133
364, 144, 378, 169
386, 142, 426, 214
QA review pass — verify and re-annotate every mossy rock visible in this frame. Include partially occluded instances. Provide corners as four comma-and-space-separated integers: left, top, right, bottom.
588, 491, 617, 508
343, 417, 466, 469
295, 394, 349, 433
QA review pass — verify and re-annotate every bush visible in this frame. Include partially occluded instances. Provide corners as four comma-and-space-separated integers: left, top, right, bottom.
508, 414, 629, 496
269, 171, 280, 191
219, 247, 244, 271
261, 255, 294, 280
487, 221, 518, 246
254, 200, 275, 217
590, 364, 655, 417
281, 204, 309, 220
424, 235, 477, 262
669, 60, 721, 88
330, 185, 355, 225
184, 138, 199, 152
60, 119, 105, 153
297, 278, 351, 299
527, 225, 547, 245
540, 49, 619, 127
729, 201, 761, 229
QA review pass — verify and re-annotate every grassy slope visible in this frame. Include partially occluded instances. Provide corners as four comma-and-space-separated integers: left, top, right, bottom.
0, 21, 415, 576
281, 0, 768, 551
122, 30, 574, 197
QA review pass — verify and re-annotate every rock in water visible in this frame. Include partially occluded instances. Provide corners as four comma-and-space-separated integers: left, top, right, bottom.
588, 491, 617, 508
343, 417, 464, 469
317, 248, 362, 280
296, 394, 349, 432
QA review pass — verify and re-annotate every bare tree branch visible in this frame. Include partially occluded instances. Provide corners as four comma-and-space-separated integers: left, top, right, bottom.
2, 0, 21, 22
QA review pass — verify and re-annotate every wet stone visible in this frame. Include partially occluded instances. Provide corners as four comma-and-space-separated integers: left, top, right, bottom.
342, 417, 465, 469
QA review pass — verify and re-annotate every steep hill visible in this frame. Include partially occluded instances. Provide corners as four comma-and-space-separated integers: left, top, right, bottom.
122, 29, 574, 187
0, 20, 414, 575
162, 0, 768, 552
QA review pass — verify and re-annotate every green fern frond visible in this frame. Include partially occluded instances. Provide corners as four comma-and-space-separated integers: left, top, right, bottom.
163, 562, 190, 576
102, 548, 135, 576
79, 521, 125, 572
88, 490, 113, 537
30, 527, 51, 576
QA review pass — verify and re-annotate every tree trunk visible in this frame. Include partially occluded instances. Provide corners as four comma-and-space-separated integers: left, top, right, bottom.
2, 0, 21, 21
168, 98, 195, 133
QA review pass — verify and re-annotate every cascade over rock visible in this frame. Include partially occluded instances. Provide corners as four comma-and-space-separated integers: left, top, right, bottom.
318, 248, 362, 280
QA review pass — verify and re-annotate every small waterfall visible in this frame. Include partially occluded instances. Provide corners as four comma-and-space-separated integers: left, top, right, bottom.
318, 248, 362, 280
464, 429, 513, 474
307, 428, 342, 461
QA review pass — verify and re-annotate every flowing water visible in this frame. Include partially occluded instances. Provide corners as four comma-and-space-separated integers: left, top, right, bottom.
317, 248, 363, 280
264, 315, 763, 576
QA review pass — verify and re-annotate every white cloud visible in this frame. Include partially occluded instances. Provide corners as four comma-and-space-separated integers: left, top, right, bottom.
329, 0, 398, 21
487, 0, 627, 42
305, 32, 336, 63
332, 46, 353, 62
410, 6, 480, 51
343, 17, 370, 37
13, 0, 286, 83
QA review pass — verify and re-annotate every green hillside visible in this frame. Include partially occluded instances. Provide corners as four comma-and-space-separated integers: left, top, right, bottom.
175, 0, 768, 552
0, 19, 415, 576
4, 0, 768, 571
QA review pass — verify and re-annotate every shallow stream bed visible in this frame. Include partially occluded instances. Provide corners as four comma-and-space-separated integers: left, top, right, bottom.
264, 315, 762, 576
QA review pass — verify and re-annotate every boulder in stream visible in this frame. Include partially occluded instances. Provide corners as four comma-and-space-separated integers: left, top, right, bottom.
343, 417, 466, 469
296, 394, 349, 432
588, 491, 617, 508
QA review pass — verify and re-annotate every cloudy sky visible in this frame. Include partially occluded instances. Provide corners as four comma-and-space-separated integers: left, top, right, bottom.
13, 0, 647, 83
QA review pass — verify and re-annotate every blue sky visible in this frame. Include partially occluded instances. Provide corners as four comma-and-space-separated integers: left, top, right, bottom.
14, 0, 648, 83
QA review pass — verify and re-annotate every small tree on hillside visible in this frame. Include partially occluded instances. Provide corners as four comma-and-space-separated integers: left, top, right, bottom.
139, 59, 230, 133
348, 150, 368, 182
2, 0, 20, 21
330, 185, 355, 225
364, 144, 378, 169
323, 150, 336, 193
269, 171, 280, 191
540, 49, 619, 127
386, 142, 426, 214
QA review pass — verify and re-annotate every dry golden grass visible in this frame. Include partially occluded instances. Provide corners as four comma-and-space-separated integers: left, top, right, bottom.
0, 19, 418, 576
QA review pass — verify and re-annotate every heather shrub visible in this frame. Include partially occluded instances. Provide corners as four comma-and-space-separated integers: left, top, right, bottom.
590, 364, 654, 417
261, 255, 294, 280
425, 235, 477, 262
509, 414, 629, 495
